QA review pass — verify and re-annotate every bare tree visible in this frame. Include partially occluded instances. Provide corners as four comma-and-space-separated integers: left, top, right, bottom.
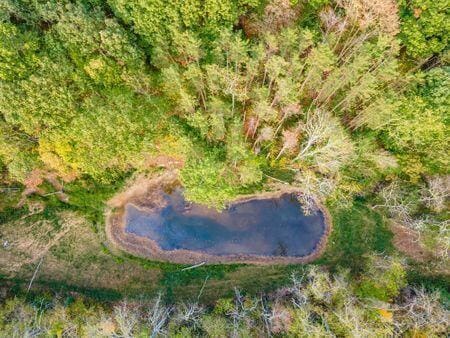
175, 302, 204, 330
420, 175, 450, 213
293, 170, 335, 215
374, 182, 414, 227
113, 301, 139, 338
294, 109, 333, 161
292, 109, 353, 173
337, 0, 400, 36
229, 288, 258, 338
395, 287, 450, 335
147, 293, 172, 338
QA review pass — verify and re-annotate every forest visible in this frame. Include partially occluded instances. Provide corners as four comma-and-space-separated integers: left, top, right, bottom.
0, 0, 448, 336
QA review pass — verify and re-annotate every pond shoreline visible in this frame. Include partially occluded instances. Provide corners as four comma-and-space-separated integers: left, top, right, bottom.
106, 171, 332, 265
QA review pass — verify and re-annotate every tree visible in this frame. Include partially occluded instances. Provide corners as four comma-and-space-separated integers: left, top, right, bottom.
381, 67, 449, 178
338, 0, 400, 36
399, 0, 449, 60
0, 22, 39, 81
180, 156, 239, 208
275, 128, 299, 159
356, 254, 406, 302
420, 175, 450, 213
38, 88, 164, 180
107, 0, 260, 51
0, 1, 167, 184
294, 109, 354, 174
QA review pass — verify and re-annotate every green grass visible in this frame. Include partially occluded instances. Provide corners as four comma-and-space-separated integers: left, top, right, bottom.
0, 206, 28, 225
120, 253, 242, 300
1, 276, 124, 303
317, 198, 394, 273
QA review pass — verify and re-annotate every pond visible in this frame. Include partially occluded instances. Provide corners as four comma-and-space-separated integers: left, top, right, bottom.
124, 188, 327, 258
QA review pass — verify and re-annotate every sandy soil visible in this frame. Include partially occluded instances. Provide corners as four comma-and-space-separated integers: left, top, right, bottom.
105, 171, 332, 265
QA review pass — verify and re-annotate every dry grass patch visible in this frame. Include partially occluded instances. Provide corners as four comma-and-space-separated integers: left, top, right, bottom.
1, 206, 161, 294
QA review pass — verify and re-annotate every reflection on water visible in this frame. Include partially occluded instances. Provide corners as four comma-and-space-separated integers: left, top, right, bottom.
125, 188, 326, 257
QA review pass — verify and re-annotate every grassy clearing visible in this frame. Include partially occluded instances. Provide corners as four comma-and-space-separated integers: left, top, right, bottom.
317, 198, 394, 273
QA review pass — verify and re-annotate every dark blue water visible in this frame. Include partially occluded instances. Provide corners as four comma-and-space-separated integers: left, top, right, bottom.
125, 189, 326, 257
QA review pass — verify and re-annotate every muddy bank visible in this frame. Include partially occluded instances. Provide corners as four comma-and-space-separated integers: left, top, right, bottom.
106, 171, 332, 265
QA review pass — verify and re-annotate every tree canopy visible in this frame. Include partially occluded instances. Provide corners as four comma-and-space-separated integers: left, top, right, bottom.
0, 1, 448, 317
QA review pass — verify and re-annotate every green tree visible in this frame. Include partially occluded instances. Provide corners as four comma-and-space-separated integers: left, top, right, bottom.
399, 0, 449, 60
0, 22, 39, 81
382, 67, 449, 179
